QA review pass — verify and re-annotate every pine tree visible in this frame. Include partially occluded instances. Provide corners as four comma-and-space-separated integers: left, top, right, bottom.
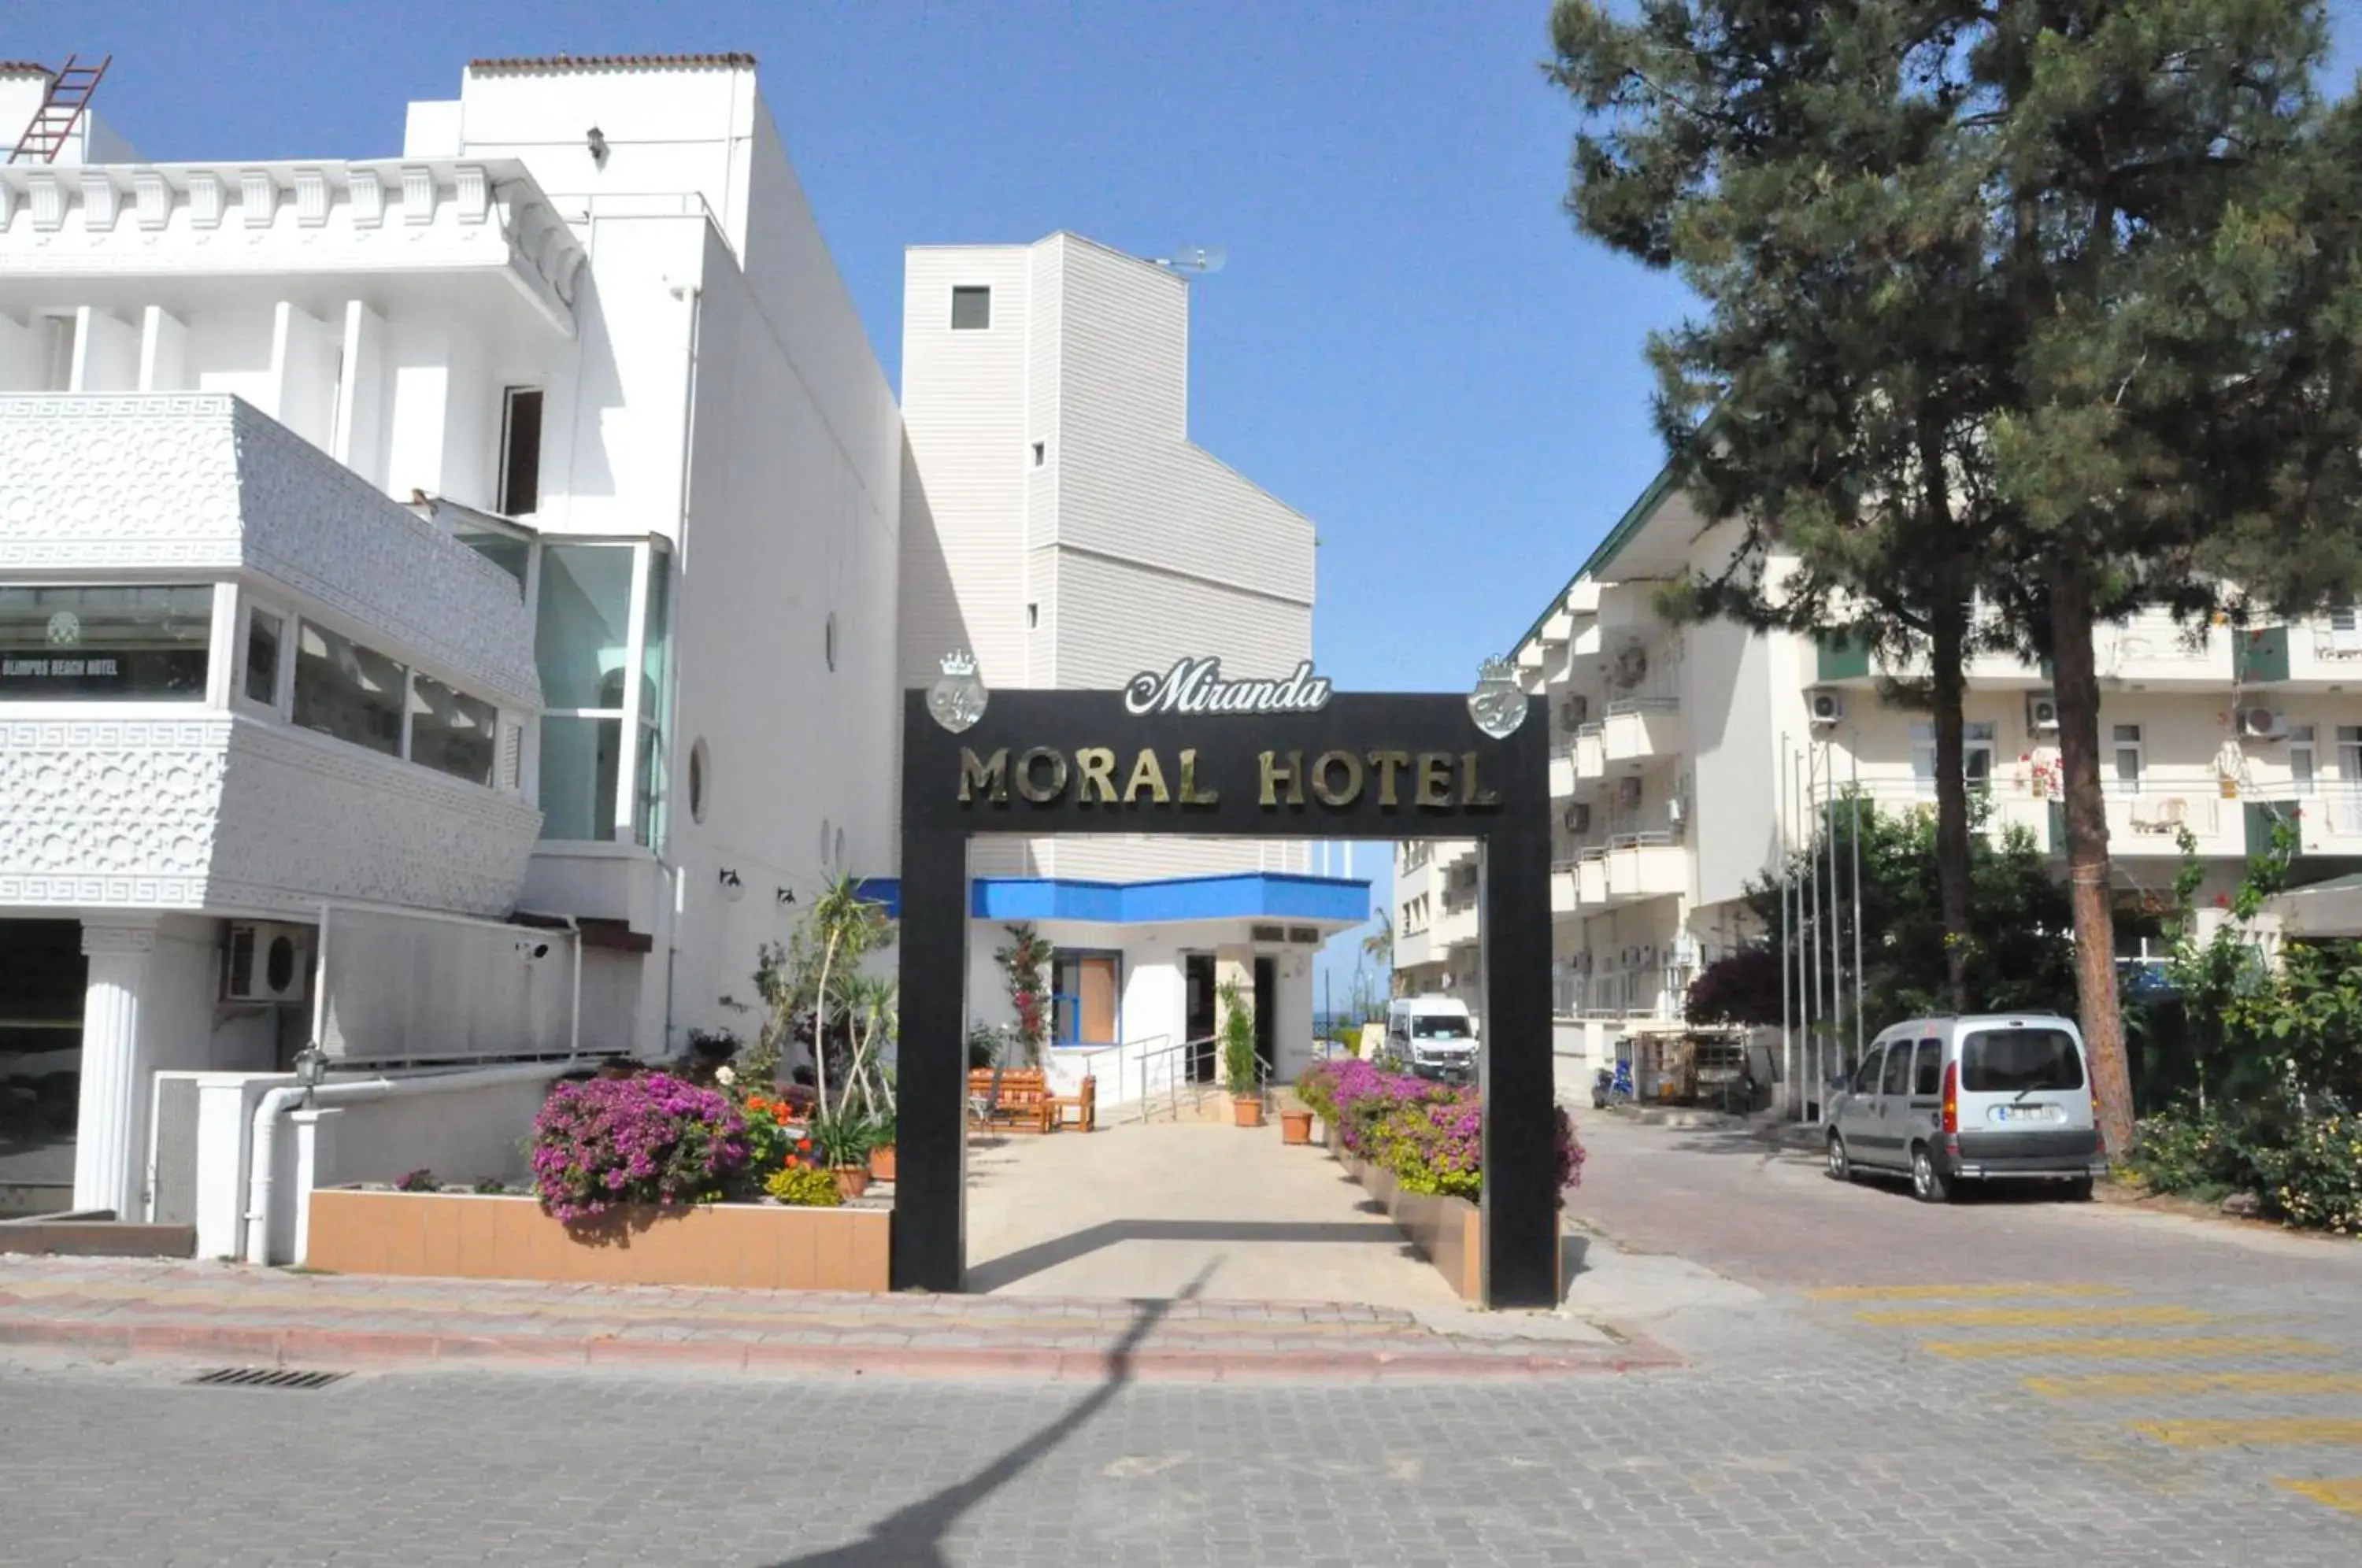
1551, 0, 2362, 1155
1549, 0, 2002, 1010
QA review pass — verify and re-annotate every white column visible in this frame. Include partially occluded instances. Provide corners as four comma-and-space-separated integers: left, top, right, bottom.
72, 919, 161, 1216
287, 1107, 341, 1267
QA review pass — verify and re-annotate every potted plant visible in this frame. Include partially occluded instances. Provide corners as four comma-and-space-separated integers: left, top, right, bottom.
810, 1109, 874, 1199
1279, 1104, 1313, 1145
1220, 978, 1264, 1128
865, 1099, 897, 1183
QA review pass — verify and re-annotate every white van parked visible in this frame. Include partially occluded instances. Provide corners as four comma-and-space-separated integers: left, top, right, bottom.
1826, 1013, 2107, 1203
1384, 997, 1477, 1083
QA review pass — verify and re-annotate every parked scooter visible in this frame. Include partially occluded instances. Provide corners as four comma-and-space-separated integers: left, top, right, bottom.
1590, 1060, 1637, 1109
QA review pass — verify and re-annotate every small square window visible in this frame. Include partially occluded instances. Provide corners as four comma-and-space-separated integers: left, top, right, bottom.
1031, 441, 1046, 466
951, 287, 991, 331
1026, 603, 1038, 630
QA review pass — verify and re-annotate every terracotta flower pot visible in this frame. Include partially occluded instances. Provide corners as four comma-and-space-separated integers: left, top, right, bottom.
832, 1165, 872, 1200
1232, 1096, 1265, 1129
867, 1144, 897, 1182
1279, 1109, 1312, 1145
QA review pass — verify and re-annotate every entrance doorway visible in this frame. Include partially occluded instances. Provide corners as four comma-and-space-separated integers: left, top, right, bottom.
898, 685, 1555, 1308
0, 919, 85, 1217
1183, 954, 1216, 1084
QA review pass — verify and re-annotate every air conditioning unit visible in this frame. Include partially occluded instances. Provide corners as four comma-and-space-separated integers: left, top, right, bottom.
1616, 776, 1643, 809
1564, 803, 1591, 834
1560, 693, 1589, 727
1806, 688, 1845, 727
223, 921, 311, 1004
2239, 705, 2287, 741
2027, 693, 2061, 733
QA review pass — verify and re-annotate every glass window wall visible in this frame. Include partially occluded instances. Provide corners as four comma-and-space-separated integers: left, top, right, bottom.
0, 585, 212, 700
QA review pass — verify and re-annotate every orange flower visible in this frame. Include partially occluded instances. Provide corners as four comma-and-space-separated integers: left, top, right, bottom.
797, 1137, 812, 1152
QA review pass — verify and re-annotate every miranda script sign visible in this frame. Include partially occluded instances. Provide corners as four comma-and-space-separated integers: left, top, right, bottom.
1124, 657, 1332, 718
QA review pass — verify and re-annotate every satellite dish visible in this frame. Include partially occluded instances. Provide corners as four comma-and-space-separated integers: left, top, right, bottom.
1157, 244, 1227, 276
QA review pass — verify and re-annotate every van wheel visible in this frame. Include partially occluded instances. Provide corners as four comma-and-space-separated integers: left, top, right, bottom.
2061, 1176, 2094, 1203
1826, 1133, 1854, 1184
1911, 1145, 1953, 1204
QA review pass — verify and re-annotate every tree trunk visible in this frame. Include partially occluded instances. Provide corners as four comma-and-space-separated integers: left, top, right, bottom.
2049, 560, 2133, 1156
1929, 594, 1974, 1014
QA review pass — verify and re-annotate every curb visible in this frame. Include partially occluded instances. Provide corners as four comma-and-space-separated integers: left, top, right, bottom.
0, 1316, 1686, 1384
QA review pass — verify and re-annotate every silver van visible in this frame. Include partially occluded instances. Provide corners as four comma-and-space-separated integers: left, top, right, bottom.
1824, 1014, 2106, 1203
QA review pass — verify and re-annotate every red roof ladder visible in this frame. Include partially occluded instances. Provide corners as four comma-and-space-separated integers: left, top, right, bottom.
9, 54, 112, 165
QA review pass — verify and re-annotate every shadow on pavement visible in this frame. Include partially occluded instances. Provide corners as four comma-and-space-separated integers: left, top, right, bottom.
965, 1218, 1418, 1292
770, 1262, 1217, 1568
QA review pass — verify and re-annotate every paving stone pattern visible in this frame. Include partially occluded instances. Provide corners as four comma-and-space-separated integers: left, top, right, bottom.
0, 1256, 1664, 1382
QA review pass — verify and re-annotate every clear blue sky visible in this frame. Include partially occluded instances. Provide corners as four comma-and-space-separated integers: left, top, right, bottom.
21, 4, 2362, 1006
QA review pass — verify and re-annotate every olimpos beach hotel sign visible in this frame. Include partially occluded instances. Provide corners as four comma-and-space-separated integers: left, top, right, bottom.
1124, 656, 1332, 716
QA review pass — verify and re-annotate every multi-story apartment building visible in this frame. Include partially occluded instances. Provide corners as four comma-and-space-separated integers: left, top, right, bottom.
898, 232, 1365, 1102
1405, 463, 2362, 1105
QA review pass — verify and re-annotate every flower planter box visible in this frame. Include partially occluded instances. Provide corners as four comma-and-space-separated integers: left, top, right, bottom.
305, 1189, 890, 1292
1323, 1121, 1516, 1306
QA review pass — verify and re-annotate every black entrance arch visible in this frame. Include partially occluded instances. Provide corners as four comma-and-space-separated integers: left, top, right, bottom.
895, 686, 1557, 1309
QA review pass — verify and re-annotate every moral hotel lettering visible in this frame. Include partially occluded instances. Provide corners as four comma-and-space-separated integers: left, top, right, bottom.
958, 748, 1500, 812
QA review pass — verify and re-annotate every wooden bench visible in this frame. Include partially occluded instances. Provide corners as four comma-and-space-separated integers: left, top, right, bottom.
1046, 1074, 1096, 1133
967, 1067, 1053, 1134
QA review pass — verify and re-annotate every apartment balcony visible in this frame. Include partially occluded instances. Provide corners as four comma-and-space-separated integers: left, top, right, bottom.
1555, 971, 1683, 1022
1815, 629, 2047, 691
2095, 612, 2234, 688
1572, 723, 1606, 784
2299, 788, 2362, 856
1569, 821, 1689, 909
1549, 749, 1578, 800
1601, 695, 1682, 767
1432, 897, 1479, 949
2031, 786, 2240, 859
1550, 863, 1579, 917
2233, 618, 2362, 691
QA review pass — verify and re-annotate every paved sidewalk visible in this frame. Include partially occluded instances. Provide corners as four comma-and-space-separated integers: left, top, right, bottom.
0, 1255, 1676, 1384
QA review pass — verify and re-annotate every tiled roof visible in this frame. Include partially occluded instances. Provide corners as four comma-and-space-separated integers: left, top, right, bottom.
0, 61, 56, 76
467, 53, 755, 72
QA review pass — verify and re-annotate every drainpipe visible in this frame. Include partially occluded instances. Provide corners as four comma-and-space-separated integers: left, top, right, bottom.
242, 1060, 580, 1265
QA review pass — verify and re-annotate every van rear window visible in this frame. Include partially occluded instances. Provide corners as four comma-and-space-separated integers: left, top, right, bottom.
1960, 1028, 2085, 1093
1412, 1016, 1468, 1039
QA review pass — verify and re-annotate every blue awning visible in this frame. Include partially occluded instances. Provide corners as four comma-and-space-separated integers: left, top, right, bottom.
850, 872, 1369, 927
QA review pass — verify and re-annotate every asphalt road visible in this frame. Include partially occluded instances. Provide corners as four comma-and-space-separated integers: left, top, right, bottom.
1, 1115, 2356, 1566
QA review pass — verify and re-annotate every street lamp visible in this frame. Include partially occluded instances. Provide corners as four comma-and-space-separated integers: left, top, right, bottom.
293, 1043, 327, 1110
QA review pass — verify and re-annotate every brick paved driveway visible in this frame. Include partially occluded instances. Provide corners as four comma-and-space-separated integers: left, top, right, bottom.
0, 1114, 2355, 1563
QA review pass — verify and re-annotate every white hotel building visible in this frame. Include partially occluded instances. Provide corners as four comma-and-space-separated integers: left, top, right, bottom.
1401, 465, 2362, 1104
0, 54, 1359, 1239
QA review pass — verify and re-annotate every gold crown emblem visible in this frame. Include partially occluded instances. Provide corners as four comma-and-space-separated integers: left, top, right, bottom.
1477, 655, 1516, 684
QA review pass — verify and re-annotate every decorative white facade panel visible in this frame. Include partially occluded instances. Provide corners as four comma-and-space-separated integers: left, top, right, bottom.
0, 716, 538, 918
0, 395, 539, 706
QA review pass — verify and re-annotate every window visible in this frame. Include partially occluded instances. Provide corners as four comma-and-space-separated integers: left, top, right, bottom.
534, 541, 672, 845
688, 738, 709, 824
1880, 1043, 1913, 1096
2111, 724, 2144, 794
498, 387, 544, 516
1026, 603, 1038, 630
824, 611, 839, 672
1051, 951, 1120, 1045
2342, 725, 2362, 780
1910, 721, 1997, 793
0, 585, 211, 701
409, 674, 498, 786
243, 606, 283, 706
1031, 441, 1046, 467
1851, 1047, 1886, 1095
2290, 723, 2318, 795
1960, 1028, 2086, 1093
1913, 1040, 1942, 1097
950, 287, 991, 330
292, 621, 406, 757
